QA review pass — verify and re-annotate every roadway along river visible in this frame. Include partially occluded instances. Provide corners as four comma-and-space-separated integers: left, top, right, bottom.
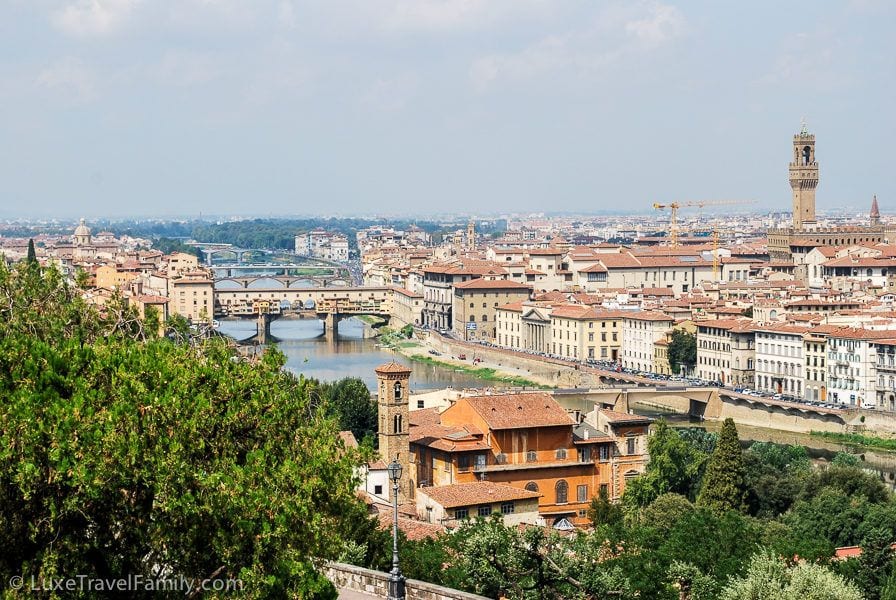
216, 317, 487, 391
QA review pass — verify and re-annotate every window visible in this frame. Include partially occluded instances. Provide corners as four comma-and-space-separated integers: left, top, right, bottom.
555, 480, 568, 504
458, 455, 470, 472
454, 508, 468, 520
393, 414, 403, 434
477, 505, 492, 517
577, 447, 592, 463
417, 399, 424, 409
526, 450, 537, 462
600, 483, 609, 497
374, 485, 383, 495
577, 485, 588, 503
394, 382, 402, 399
525, 482, 539, 492
501, 502, 515, 515
556, 448, 567, 460
598, 445, 610, 462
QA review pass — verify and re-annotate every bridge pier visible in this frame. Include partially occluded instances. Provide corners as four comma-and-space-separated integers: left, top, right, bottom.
320, 312, 343, 337
256, 312, 272, 345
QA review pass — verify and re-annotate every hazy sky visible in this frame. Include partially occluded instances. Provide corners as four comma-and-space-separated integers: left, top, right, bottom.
0, 1, 893, 219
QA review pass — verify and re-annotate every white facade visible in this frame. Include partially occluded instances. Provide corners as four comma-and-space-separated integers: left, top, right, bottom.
754, 327, 806, 398
622, 312, 673, 373
827, 335, 879, 408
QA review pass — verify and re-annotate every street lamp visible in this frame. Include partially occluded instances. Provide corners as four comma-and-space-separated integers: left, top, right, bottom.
387, 457, 405, 600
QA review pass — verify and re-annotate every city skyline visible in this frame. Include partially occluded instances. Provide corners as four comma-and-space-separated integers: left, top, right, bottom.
1, 1, 893, 218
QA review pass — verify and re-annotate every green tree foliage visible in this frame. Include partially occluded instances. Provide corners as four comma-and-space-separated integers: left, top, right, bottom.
0, 262, 364, 598
721, 550, 864, 600
623, 420, 708, 509
316, 377, 378, 447
152, 237, 202, 257
25, 238, 36, 265
744, 443, 811, 518
667, 329, 697, 374
639, 493, 695, 534
588, 485, 624, 529
697, 418, 747, 514
856, 528, 895, 599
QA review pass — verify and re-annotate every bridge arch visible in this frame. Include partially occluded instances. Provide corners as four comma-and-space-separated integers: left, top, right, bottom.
246, 278, 286, 289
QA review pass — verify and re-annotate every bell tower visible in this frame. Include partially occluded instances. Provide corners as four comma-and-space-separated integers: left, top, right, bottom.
375, 362, 412, 502
789, 120, 819, 229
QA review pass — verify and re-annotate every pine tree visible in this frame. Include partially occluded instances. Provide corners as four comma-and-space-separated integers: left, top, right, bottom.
697, 418, 747, 514
26, 238, 37, 265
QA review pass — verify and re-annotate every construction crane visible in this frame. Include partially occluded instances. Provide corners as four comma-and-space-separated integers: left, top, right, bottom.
652, 199, 756, 247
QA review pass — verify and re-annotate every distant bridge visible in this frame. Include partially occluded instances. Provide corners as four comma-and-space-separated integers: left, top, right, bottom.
217, 287, 393, 340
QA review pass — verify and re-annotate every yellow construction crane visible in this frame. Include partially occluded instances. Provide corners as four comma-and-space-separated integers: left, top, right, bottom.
652, 199, 756, 247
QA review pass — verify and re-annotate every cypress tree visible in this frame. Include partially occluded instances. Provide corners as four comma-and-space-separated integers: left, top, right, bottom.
26, 238, 37, 265
697, 418, 747, 514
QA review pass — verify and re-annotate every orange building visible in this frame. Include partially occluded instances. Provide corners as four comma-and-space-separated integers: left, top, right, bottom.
409, 392, 650, 527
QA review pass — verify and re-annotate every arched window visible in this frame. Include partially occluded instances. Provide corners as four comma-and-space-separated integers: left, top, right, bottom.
394, 381, 402, 400
525, 482, 539, 492
868, 269, 874, 277
555, 480, 568, 504
482, 315, 488, 322
393, 414, 403, 434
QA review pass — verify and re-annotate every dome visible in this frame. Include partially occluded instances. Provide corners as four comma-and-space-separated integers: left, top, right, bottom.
74, 218, 91, 237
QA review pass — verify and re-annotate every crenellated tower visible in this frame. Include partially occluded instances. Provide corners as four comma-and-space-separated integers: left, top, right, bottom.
789, 121, 819, 229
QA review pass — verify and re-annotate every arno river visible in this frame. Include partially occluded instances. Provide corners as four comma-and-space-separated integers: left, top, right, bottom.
217, 317, 896, 487
216, 317, 486, 390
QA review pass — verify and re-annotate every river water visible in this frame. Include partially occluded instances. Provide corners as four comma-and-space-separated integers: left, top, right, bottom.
216, 317, 486, 391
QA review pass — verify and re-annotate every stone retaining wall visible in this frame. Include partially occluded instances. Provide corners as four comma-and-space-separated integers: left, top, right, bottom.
323, 563, 491, 600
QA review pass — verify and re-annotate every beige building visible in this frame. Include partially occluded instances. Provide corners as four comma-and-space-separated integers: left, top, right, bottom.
169, 271, 215, 322
622, 311, 674, 373
495, 302, 524, 350
166, 252, 199, 278
391, 286, 423, 328
549, 306, 627, 362
804, 326, 831, 402
415, 481, 542, 528
95, 264, 139, 291
696, 319, 755, 386
451, 279, 531, 341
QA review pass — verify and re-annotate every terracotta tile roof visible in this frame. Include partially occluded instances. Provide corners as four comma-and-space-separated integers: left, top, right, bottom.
453, 279, 532, 290
409, 407, 441, 427
458, 393, 573, 430
632, 287, 676, 296
392, 286, 422, 297
579, 263, 608, 273
339, 431, 359, 449
419, 481, 541, 509
375, 511, 445, 541
496, 301, 525, 313
623, 310, 674, 322
375, 361, 412, 374
599, 409, 652, 424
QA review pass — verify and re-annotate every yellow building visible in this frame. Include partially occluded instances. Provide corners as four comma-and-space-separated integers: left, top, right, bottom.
169, 271, 215, 322
549, 306, 629, 362
94, 264, 139, 291
451, 279, 532, 341
166, 252, 200, 278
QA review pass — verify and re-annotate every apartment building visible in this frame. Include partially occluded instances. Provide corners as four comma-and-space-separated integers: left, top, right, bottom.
872, 339, 896, 411
409, 392, 649, 526
392, 286, 423, 328
421, 262, 507, 330
169, 271, 215, 322
622, 311, 675, 372
495, 302, 524, 350
696, 319, 755, 386
451, 279, 532, 341
803, 326, 832, 402
753, 325, 810, 397
826, 328, 896, 408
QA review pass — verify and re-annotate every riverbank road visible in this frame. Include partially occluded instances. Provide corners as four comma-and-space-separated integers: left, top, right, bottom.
407, 336, 550, 386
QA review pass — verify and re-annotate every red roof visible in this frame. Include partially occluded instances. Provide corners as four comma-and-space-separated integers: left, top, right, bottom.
453, 279, 532, 290
375, 361, 412, 374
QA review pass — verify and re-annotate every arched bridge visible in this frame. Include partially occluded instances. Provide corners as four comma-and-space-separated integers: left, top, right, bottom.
553, 387, 855, 435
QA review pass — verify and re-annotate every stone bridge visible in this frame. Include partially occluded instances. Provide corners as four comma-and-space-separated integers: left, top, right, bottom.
215, 286, 393, 317
551, 387, 855, 435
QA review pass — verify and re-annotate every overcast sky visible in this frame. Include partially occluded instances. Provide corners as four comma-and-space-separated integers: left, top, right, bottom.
0, 1, 893, 219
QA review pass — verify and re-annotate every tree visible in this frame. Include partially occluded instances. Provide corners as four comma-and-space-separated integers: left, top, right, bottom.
856, 528, 895, 599
588, 485, 624, 529
697, 418, 747, 515
721, 550, 863, 600
318, 377, 378, 446
668, 330, 697, 375
25, 238, 37, 265
0, 261, 363, 598
623, 420, 708, 509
